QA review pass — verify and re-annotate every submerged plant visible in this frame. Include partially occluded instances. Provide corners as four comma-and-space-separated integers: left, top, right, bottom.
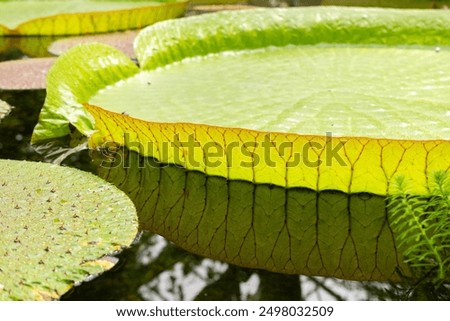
388, 171, 450, 284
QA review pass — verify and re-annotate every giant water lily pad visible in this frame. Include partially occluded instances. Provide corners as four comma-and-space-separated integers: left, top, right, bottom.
32, 7, 450, 281
33, 7, 450, 193
0, 160, 138, 300
0, 0, 187, 36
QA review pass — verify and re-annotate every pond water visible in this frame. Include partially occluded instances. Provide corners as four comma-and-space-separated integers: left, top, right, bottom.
0, 35, 447, 301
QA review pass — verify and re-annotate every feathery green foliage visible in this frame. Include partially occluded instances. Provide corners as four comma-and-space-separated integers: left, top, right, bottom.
389, 171, 450, 284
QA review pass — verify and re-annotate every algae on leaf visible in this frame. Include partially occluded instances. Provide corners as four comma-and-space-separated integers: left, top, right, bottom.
0, 0, 188, 36
0, 160, 138, 300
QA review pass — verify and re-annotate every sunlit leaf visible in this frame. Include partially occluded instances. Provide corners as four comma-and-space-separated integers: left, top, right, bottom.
0, 159, 138, 300
34, 43, 139, 140
0, 0, 188, 36
31, 7, 450, 281
33, 7, 450, 194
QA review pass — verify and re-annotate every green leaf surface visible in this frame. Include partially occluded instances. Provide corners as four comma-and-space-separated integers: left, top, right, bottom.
34, 43, 139, 140
0, 160, 138, 300
33, 7, 450, 142
94, 44, 449, 140
0, 0, 188, 36
31, 7, 450, 281
32, 8, 450, 194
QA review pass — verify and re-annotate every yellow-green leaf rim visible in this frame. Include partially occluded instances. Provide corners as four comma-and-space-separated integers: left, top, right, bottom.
0, 0, 188, 36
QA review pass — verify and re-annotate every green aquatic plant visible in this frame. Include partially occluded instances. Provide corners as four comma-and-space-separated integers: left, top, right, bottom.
388, 171, 450, 284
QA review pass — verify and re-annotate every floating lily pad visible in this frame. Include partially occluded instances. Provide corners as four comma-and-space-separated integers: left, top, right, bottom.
0, 160, 138, 300
0, 99, 12, 122
48, 30, 138, 58
0, 58, 56, 90
0, 0, 188, 36
31, 7, 450, 281
32, 7, 450, 193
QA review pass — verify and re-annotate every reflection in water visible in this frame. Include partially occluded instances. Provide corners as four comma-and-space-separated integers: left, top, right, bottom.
0, 89, 46, 161
60, 230, 449, 300
61, 230, 381, 301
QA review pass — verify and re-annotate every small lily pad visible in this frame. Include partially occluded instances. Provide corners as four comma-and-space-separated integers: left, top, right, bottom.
0, 160, 138, 300
0, 58, 57, 90
0, 99, 12, 122
48, 30, 138, 58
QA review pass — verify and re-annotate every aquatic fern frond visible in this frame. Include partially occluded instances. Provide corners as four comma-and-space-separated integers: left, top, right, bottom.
388, 171, 450, 283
